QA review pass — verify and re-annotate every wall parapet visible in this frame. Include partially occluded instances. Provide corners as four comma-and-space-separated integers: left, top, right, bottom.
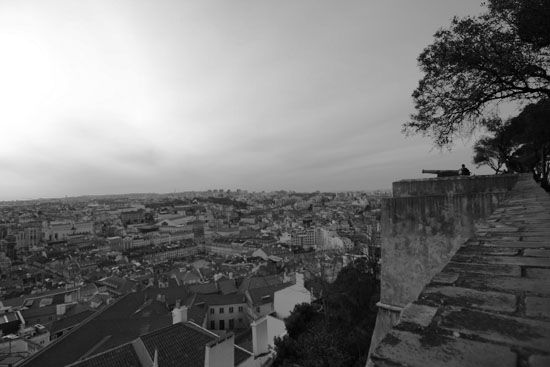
393, 174, 518, 197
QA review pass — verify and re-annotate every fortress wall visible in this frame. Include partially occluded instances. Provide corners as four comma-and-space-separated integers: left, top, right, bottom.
367, 174, 519, 360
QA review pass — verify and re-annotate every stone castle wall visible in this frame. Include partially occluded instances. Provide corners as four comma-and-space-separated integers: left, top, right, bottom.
367, 174, 519, 358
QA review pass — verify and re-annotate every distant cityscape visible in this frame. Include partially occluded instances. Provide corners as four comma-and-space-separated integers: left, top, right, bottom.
0, 188, 387, 366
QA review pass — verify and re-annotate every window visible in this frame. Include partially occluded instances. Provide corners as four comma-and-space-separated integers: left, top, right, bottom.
219, 307, 224, 314
256, 306, 260, 313
219, 320, 225, 330
229, 307, 234, 313
229, 319, 234, 329
210, 308, 214, 314
210, 320, 215, 329
238, 306, 243, 312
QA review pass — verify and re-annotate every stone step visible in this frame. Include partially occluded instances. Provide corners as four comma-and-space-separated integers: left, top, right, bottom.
371, 330, 517, 367
421, 286, 517, 313
440, 308, 550, 352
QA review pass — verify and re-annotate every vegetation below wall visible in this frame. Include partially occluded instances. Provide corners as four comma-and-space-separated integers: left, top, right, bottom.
273, 258, 380, 367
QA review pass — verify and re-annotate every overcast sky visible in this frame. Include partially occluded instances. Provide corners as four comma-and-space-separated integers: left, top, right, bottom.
0, 0, 494, 200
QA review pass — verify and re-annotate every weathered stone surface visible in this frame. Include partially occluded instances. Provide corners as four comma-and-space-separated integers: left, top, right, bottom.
372, 330, 517, 367
445, 262, 521, 277
440, 308, 550, 352
431, 272, 459, 284
524, 249, 550, 258
453, 255, 550, 267
477, 276, 550, 296
399, 303, 438, 327
368, 307, 402, 361
484, 227, 520, 233
525, 297, 550, 318
422, 286, 517, 313
526, 268, 550, 279
529, 355, 550, 367
457, 246, 521, 256
479, 240, 550, 248
482, 236, 521, 241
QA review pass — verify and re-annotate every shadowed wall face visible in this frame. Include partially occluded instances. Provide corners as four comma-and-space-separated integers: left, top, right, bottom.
381, 192, 503, 306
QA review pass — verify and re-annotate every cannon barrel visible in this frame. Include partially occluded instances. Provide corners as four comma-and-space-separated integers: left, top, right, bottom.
422, 169, 460, 177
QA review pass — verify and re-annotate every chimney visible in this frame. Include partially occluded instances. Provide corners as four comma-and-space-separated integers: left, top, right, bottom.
251, 318, 268, 357
171, 305, 188, 324
205, 333, 234, 367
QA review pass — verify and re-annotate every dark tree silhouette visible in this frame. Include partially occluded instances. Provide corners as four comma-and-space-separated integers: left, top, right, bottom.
472, 118, 522, 173
405, 0, 550, 146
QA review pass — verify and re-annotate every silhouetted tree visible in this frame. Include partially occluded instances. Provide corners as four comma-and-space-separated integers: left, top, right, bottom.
472, 118, 521, 173
405, 0, 550, 146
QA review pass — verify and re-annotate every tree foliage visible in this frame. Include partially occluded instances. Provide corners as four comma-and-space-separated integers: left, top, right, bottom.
472, 98, 550, 186
472, 118, 521, 173
273, 258, 379, 367
405, 0, 550, 146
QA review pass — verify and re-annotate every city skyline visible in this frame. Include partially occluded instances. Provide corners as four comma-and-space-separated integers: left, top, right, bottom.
0, 0, 497, 200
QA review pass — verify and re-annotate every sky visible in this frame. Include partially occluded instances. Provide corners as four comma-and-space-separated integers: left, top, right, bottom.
0, 0, 494, 200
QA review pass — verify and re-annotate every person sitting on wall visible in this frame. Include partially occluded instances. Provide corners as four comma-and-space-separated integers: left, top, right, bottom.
458, 164, 471, 176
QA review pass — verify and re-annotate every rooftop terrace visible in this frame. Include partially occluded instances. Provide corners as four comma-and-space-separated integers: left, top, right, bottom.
369, 174, 550, 366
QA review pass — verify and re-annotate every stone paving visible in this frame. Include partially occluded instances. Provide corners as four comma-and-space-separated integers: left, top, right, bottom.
370, 175, 550, 367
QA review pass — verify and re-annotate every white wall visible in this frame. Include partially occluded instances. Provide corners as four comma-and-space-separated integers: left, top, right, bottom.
273, 274, 312, 319
205, 334, 234, 367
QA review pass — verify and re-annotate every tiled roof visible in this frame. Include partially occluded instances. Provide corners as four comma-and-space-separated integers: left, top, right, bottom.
218, 279, 237, 295
50, 310, 96, 333
20, 292, 171, 367
193, 293, 246, 306
187, 304, 208, 326
370, 175, 550, 367
66, 343, 141, 367
188, 282, 218, 294
247, 282, 292, 305
238, 274, 283, 292
144, 286, 189, 306
140, 323, 216, 367
66, 322, 251, 367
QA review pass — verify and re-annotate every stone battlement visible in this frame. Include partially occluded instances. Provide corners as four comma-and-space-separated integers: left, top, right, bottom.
368, 174, 550, 366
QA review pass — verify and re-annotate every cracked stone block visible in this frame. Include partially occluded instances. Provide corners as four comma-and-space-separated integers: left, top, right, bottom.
525, 297, 550, 318
440, 308, 550, 352
399, 303, 438, 327
372, 330, 517, 367
422, 286, 517, 313
524, 249, 550, 258
526, 268, 550, 279
446, 262, 521, 277
479, 240, 550, 248
431, 271, 459, 284
481, 276, 550, 296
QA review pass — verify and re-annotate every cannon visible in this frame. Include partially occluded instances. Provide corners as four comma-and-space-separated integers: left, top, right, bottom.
422, 169, 460, 177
